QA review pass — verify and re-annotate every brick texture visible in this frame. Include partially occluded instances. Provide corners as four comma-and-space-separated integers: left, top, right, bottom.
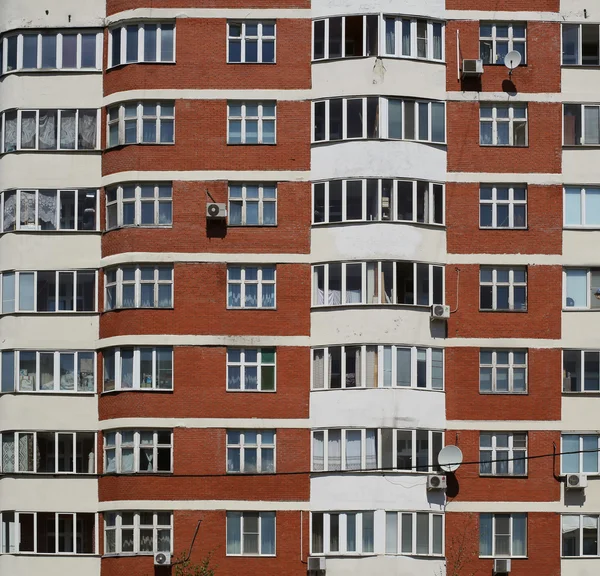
107, 0, 310, 14
445, 0, 558, 11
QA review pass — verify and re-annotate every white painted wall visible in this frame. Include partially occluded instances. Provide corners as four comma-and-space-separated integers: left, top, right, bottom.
0, 234, 100, 271
0, 316, 99, 350
562, 398, 600, 431
311, 0, 445, 19
562, 313, 600, 349
0, 0, 105, 33
0, 478, 98, 511
562, 559, 600, 576
311, 224, 446, 263
312, 58, 446, 101
0, 155, 102, 191
0, 556, 100, 576
563, 151, 600, 185
562, 69, 600, 102
563, 232, 600, 265
560, 1, 598, 20
323, 555, 445, 576
312, 141, 446, 182
0, 396, 98, 430
311, 388, 445, 429
311, 308, 446, 346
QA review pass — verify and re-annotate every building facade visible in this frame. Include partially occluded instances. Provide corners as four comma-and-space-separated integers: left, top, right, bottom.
0, 0, 597, 576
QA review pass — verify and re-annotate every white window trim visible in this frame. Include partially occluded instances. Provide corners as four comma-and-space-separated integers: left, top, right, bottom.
561, 24, 600, 66
104, 511, 173, 555
479, 267, 527, 311
561, 434, 600, 475
227, 101, 277, 145
226, 430, 276, 473
479, 349, 527, 394
228, 182, 277, 226
310, 511, 375, 556
479, 432, 528, 476
226, 347, 276, 391
479, 104, 528, 147
108, 22, 176, 68
227, 21, 276, 64
563, 349, 600, 393
480, 513, 528, 558
107, 102, 175, 148
385, 511, 445, 557
226, 265, 276, 309
479, 22, 527, 65
561, 514, 600, 557
103, 347, 173, 392
562, 267, 600, 310
563, 186, 600, 228
105, 183, 173, 230
103, 430, 173, 474
311, 345, 444, 391
104, 266, 174, 311
479, 185, 527, 229
1, 30, 103, 74
226, 512, 277, 556
382, 16, 445, 61
312, 179, 445, 225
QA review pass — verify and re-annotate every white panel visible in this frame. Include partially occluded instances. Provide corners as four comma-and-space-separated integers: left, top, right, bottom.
563, 150, 600, 185
311, 308, 446, 346
323, 555, 445, 576
0, 478, 98, 511
562, 69, 600, 102
311, 388, 445, 429
562, 558, 600, 576
562, 397, 600, 432
561, 1, 598, 20
311, 224, 446, 263
0, 396, 98, 430
563, 231, 600, 265
311, 0, 445, 19
312, 141, 446, 182
312, 58, 446, 101
562, 312, 600, 349
0, 234, 100, 271
0, 556, 100, 576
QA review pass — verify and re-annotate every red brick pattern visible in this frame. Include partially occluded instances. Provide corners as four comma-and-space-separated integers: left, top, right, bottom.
445, 0, 558, 10
107, 0, 310, 14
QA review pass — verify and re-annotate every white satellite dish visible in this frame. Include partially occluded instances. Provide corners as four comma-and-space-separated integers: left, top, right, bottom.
438, 445, 463, 473
504, 50, 522, 72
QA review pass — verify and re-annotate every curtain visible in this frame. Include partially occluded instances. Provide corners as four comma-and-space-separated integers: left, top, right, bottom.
365, 429, 377, 469
78, 110, 97, 149
261, 285, 274, 308
383, 346, 392, 387
512, 514, 527, 556
402, 19, 411, 55
226, 513, 242, 554
20, 191, 36, 227
328, 430, 341, 471
157, 528, 171, 552
585, 106, 600, 145
346, 347, 360, 387
39, 110, 57, 149
433, 23, 443, 59
260, 513, 275, 555
121, 350, 134, 388
385, 18, 395, 54
4, 192, 17, 232
365, 347, 377, 387
120, 448, 135, 472
479, 514, 493, 555
228, 284, 241, 307
105, 449, 116, 472
313, 432, 324, 471
2, 435, 15, 472
229, 202, 242, 225
345, 430, 362, 470
18, 433, 34, 471
38, 191, 57, 230
313, 268, 325, 305
362, 512, 374, 553
385, 512, 397, 553
4, 112, 17, 152
20, 112, 37, 149
312, 350, 324, 389
60, 111, 76, 149
311, 513, 324, 554
60, 353, 75, 390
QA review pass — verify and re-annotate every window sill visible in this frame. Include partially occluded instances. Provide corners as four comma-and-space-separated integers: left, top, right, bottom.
564, 226, 600, 231
563, 308, 600, 312
106, 142, 175, 150
1, 229, 101, 235
480, 556, 527, 559
2, 68, 102, 76
311, 55, 445, 66
478, 309, 528, 313
312, 469, 438, 476
107, 61, 176, 71
478, 226, 528, 231
226, 142, 277, 146
226, 554, 277, 558
227, 224, 278, 228
101, 388, 173, 394
103, 552, 170, 558
562, 145, 600, 149
312, 303, 437, 311
562, 390, 600, 395
226, 388, 276, 393
226, 307, 277, 311
1, 311, 99, 316
483, 63, 528, 67
103, 307, 174, 313
479, 145, 529, 148
479, 474, 528, 478
311, 386, 445, 393
479, 390, 528, 395
226, 61, 277, 65
103, 471, 173, 476
104, 225, 173, 232
4, 552, 100, 557
311, 137, 446, 147
1, 149, 101, 155
312, 220, 446, 229
1, 390, 96, 395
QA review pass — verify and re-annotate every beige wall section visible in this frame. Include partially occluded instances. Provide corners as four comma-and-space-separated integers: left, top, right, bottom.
311, 0, 444, 19
562, 398, 600, 431
562, 313, 600, 349
323, 556, 445, 576
563, 232, 600, 265
0, 316, 99, 349
0, 478, 98, 511
0, 556, 100, 576
561, 1, 598, 20
563, 150, 600, 185
562, 559, 600, 576
0, 0, 105, 33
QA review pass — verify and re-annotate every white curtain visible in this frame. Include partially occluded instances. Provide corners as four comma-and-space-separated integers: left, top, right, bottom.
385, 512, 398, 553
512, 514, 527, 556
365, 429, 377, 469
2, 435, 15, 472
38, 191, 57, 230
345, 430, 362, 470
328, 431, 341, 471
120, 448, 135, 472
20, 191, 36, 226
78, 110, 97, 149
105, 449, 116, 472
366, 347, 377, 387
39, 110, 57, 149
313, 432, 324, 471
3, 192, 17, 231
226, 513, 242, 554
312, 350, 324, 389
60, 111, 76, 149
20, 112, 37, 149
383, 346, 392, 387
4, 112, 17, 152
260, 513, 275, 555
385, 18, 396, 54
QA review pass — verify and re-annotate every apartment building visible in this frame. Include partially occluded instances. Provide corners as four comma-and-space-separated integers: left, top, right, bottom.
0, 0, 599, 575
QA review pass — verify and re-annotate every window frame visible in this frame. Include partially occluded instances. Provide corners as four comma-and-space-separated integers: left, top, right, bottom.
479, 349, 527, 394
102, 347, 173, 392
479, 22, 527, 65
563, 349, 600, 393
563, 267, 600, 310
561, 24, 600, 66
228, 182, 277, 226
564, 186, 600, 227
226, 512, 276, 556
561, 434, 600, 474
382, 16, 445, 61
479, 513, 528, 558
226, 347, 276, 391
479, 185, 527, 229
108, 22, 176, 68
561, 514, 600, 557
104, 511, 173, 555
105, 183, 173, 230
479, 266, 527, 312
226, 430, 276, 473
310, 511, 376, 556
104, 265, 173, 311
479, 432, 528, 476
227, 21, 276, 64
479, 103, 528, 147
106, 102, 175, 148
384, 511, 444, 556
226, 265, 276, 309
103, 430, 173, 474
227, 101, 277, 145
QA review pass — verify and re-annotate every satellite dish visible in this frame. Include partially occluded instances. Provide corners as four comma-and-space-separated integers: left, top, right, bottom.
438, 445, 463, 473
504, 50, 522, 71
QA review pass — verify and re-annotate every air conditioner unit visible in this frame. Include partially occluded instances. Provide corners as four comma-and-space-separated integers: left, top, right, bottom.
566, 473, 588, 489
154, 552, 171, 566
427, 474, 447, 490
462, 58, 484, 76
431, 304, 451, 320
307, 556, 326, 571
493, 558, 511, 574
206, 203, 227, 219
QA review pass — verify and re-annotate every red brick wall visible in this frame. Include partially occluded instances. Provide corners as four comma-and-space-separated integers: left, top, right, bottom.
101, 181, 310, 256
102, 100, 311, 174
445, 347, 561, 421
445, 264, 562, 339
445, 430, 561, 501
98, 262, 311, 337
98, 346, 309, 419
445, 512, 560, 576
446, 101, 562, 174
100, 510, 309, 576
107, 0, 310, 14
104, 19, 311, 93
446, 21, 561, 93
445, 0, 558, 11
446, 183, 562, 255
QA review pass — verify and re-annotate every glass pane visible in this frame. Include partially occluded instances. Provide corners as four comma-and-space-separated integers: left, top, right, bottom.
566, 270, 588, 307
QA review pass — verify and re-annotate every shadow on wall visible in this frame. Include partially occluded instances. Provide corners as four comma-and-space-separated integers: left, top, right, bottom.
206, 219, 227, 239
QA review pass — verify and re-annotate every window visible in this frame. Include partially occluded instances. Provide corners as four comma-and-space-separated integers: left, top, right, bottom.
227, 430, 275, 473
313, 97, 446, 144
227, 266, 275, 308
479, 267, 527, 311
104, 512, 172, 555
312, 345, 443, 390
480, 104, 527, 146
227, 102, 276, 144
104, 266, 173, 310
563, 104, 600, 145
109, 22, 175, 67
1, 189, 98, 232
480, 23, 526, 65
313, 179, 444, 225
562, 435, 600, 474
563, 350, 600, 392
479, 433, 527, 476
0, 270, 96, 313
0, 350, 95, 393
479, 513, 527, 557
107, 102, 174, 147
564, 186, 600, 227
385, 512, 443, 556
383, 17, 444, 60
228, 183, 276, 226
227, 348, 275, 391
313, 261, 444, 307
479, 350, 527, 393
103, 348, 173, 392
0, 431, 95, 474
479, 185, 527, 228
313, 16, 379, 60
226, 512, 275, 555
562, 24, 600, 66
562, 515, 600, 557
104, 430, 172, 473
564, 268, 600, 309
311, 511, 375, 555
0, 31, 101, 73
312, 428, 443, 472
1, 109, 98, 153
106, 183, 172, 229
0, 511, 96, 554
228, 21, 275, 63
